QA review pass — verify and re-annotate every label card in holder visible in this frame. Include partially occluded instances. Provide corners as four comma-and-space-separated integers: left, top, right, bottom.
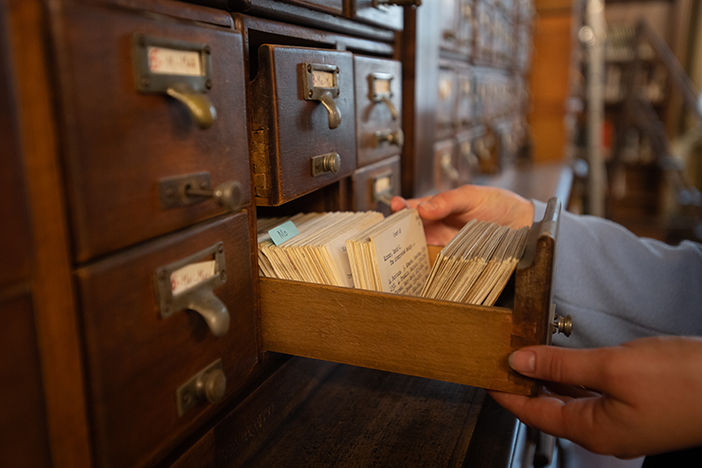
269, 221, 300, 246
170, 260, 216, 296
148, 47, 203, 76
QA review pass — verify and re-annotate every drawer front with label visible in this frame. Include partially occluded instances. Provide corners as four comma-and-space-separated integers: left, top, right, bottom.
351, 155, 401, 214
354, 56, 403, 167
75, 213, 257, 468
250, 45, 356, 205
456, 65, 475, 130
436, 66, 458, 139
52, 4, 250, 262
349, 0, 403, 31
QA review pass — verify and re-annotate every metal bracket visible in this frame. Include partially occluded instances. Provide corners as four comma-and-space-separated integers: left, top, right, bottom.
311, 152, 341, 177
132, 34, 216, 129
154, 243, 229, 337
302, 62, 341, 129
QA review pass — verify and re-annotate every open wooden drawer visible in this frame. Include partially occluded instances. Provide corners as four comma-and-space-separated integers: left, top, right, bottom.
259, 198, 568, 396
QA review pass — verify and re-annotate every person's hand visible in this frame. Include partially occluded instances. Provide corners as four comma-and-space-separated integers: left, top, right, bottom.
489, 336, 702, 458
390, 185, 534, 245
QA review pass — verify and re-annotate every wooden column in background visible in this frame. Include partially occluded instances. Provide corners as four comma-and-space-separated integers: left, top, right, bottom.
530, 0, 576, 163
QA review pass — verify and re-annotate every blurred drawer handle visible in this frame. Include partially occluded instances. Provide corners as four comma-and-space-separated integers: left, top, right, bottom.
375, 128, 404, 147
369, 72, 398, 120
302, 62, 341, 129
176, 359, 227, 416
155, 242, 230, 337
133, 34, 216, 129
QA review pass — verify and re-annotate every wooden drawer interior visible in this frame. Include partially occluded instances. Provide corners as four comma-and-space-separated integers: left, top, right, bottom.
260, 199, 562, 397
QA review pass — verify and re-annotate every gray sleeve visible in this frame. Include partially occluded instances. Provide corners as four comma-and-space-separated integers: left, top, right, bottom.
532, 200, 702, 349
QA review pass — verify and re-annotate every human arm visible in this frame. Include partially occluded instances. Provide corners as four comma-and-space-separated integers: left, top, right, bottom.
394, 184, 702, 346
489, 336, 702, 459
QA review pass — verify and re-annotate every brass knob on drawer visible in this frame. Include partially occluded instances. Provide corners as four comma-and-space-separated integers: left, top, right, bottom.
184, 180, 243, 213
196, 367, 227, 404
311, 151, 341, 177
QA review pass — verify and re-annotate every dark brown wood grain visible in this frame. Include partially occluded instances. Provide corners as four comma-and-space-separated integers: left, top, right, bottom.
5, 1, 92, 466
345, 0, 403, 31
51, 3, 251, 262
249, 44, 356, 205
75, 213, 258, 468
246, 362, 486, 467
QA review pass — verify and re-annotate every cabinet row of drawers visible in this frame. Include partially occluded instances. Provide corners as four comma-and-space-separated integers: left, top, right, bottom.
45, 1, 405, 467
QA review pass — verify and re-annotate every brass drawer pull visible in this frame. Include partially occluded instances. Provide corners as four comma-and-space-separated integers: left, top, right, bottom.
302, 62, 342, 129
155, 242, 230, 337
133, 34, 216, 129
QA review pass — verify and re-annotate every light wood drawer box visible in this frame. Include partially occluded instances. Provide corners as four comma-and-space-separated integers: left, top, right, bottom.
354, 56, 403, 167
347, 0, 404, 31
75, 212, 257, 468
260, 199, 563, 396
51, 3, 250, 262
249, 45, 356, 206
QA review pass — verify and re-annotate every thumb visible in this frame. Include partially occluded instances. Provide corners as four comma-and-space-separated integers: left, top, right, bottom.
509, 346, 609, 391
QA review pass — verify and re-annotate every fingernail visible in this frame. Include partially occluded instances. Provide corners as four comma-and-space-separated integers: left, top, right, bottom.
419, 200, 436, 211
509, 350, 536, 374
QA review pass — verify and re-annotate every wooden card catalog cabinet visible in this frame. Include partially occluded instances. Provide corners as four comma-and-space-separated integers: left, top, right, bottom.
51, 3, 250, 262
259, 198, 568, 397
348, 0, 404, 30
351, 155, 401, 214
75, 213, 257, 468
354, 56, 403, 167
250, 46, 356, 205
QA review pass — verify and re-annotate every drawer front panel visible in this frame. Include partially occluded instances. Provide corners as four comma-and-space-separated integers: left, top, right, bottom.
456, 66, 475, 130
76, 213, 257, 468
433, 138, 459, 193
349, 0, 403, 31
251, 45, 356, 205
351, 155, 401, 214
54, 4, 250, 262
354, 56, 402, 167
436, 66, 458, 139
